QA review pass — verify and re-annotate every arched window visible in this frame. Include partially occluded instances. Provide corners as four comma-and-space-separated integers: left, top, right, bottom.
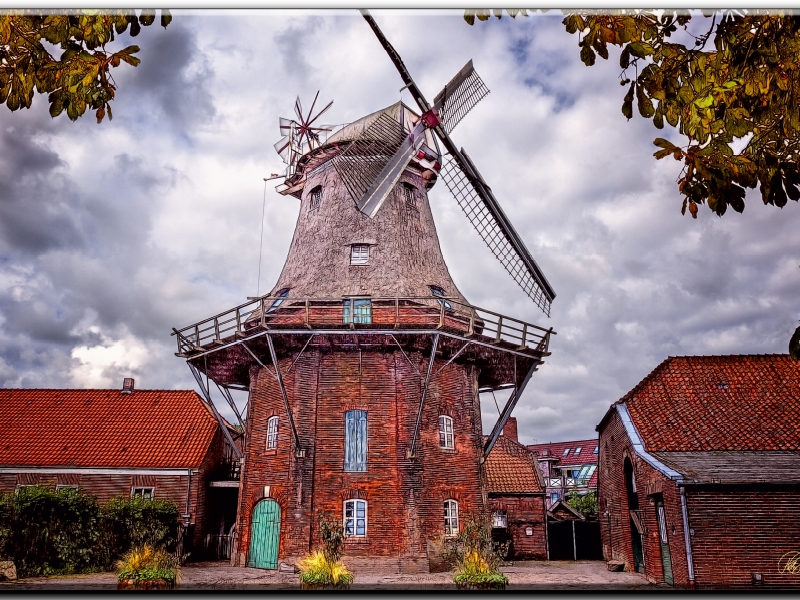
438, 415, 454, 449
267, 288, 290, 313
343, 499, 367, 537
266, 416, 278, 449
402, 182, 416, 207
444, 499, 459, 537
309, 185, 322, 210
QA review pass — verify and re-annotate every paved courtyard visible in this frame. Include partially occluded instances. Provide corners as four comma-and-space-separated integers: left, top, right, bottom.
0, 560, 653, 590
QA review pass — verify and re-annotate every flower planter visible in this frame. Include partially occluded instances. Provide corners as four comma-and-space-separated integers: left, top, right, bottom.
456, 582, 507, 591
118, 578, 175, 590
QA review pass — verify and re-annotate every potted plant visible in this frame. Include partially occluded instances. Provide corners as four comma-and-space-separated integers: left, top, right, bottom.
297, 513, 354, 590
116, 544, 180, 590
442, 514, 509, 590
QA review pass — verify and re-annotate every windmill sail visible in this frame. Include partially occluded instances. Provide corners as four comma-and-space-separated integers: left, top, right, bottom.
360, 9, 556, 316
440, 152, 555, 315
330, 112, 408, 211
432, 60, 490, 134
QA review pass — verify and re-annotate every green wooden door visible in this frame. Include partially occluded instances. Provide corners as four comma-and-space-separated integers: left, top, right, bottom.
630, 518, 645, 574
655, 502, 674, 585
248, 499, 281, 569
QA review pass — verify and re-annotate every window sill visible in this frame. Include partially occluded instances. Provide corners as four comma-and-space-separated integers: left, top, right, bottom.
264, 449, 277, 456
439, 447, 457, 454
344, 537, 369, 544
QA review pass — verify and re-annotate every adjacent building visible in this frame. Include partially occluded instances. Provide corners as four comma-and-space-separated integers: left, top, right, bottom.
598, 354, 800, 589
0, 380, 240, 556
485, 419, 548, 560
528, 438, 598, 508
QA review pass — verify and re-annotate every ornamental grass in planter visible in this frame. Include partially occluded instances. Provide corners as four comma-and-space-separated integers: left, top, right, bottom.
116, 544, 180, 590
453, 550, 508, 590
442, 514, 509, 591
297, 513, 354, 590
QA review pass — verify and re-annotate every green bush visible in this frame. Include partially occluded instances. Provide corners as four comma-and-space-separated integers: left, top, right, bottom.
0, 486, 180, 578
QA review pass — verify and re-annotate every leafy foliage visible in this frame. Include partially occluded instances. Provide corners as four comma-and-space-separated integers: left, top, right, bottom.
100, 494, 180, 558
0, 8, 171, 122
116, 543, 180, 584
790, 324, 800, 361
441, 513, 508, 588
566, 490, 598, 517
317, 512, 344, 563
0, 486, 180, 577
465, 9, 800, 219
297, 550, 354, 588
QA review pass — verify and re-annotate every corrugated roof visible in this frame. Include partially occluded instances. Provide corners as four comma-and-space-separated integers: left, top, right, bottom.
485, 435, 545, 494
0, 389, 220, 469
615, 354, 800, 452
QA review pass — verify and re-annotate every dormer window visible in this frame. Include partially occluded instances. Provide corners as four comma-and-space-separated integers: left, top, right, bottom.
402, 183, 417, 207
309, 185, 322, 210
429, 285, 452, 310
350, 244, 370, 265
267, 288, 290, 313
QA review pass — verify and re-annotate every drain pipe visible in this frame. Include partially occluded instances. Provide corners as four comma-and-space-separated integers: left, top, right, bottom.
679, 485, 696, 589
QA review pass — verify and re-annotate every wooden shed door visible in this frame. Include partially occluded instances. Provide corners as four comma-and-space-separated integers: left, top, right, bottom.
655, 502, 674, 585
248, 499, 281, 569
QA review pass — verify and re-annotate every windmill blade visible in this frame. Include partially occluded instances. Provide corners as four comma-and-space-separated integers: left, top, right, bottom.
356, 119, 427, 217
306, 100, 334, 126
295, 96, 303, 121
279, 117, 296, 134
439, 151, 556, 315
273, 134, 292, 162
432, 60, 490, 134
330, 111, 408, 210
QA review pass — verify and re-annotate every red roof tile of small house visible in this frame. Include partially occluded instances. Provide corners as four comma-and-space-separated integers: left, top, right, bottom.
601, 354, 800, 452
484, 435, 545, 494
0, 388, 221, 469
527, 438, 599, 466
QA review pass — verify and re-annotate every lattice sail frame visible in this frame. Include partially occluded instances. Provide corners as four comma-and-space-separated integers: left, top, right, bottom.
433, 60, 490, 134
330, 112, 408, 208
440, 156, 552, 316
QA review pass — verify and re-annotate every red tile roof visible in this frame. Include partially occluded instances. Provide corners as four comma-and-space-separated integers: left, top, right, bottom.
610, 354, 800, 452
0, 389, 221, 468
527, 439, 599, 466
485, 435, 545, 494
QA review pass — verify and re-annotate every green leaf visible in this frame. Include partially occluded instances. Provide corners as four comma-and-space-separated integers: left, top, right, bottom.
622, 82, 635, 120
694, 95, 714, 108
139, 9, 156, 27
160, 9, 172, 29
637, 82, 655, 118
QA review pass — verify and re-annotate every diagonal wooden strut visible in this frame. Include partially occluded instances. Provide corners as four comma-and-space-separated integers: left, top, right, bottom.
247, 337, 303, 454
214, 381, 245, 432
408, 333, 439, 458
188, 362, 242, 459
481, 358, 541, 462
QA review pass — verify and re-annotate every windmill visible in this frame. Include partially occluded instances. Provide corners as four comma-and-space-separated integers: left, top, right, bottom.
171, 11, 557, 573
274, 91, 334, 177
333, 10, 556, 317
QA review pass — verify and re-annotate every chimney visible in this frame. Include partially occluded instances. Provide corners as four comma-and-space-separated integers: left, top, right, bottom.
502, 417, 518, 442
121, 378, 135, 394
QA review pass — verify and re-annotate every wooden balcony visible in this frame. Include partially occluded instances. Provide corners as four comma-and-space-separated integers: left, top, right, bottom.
172, 295, 553, 359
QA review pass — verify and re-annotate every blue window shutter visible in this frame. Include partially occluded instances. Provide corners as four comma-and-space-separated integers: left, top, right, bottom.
344, 410, 367, 472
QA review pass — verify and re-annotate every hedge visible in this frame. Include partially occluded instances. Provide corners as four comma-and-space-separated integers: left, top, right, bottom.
0, 486, 179, 577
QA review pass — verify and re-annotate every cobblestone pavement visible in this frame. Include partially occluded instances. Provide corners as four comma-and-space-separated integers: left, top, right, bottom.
0, 560, 653, 590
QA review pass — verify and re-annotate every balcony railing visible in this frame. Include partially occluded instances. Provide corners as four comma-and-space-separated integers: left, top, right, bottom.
172, 295, 553, 357
547, 477, 592, 488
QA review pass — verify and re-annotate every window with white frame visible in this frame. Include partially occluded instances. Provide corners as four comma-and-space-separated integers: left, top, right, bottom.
309, 185, 322, 210
562, 447, 571, 456
551, 492, 559, 503
266, 415, 279, 449
439, 415, 454, 449
131, 487, 154, 500
492, 510, 507, 529
343, 298, 372, 325
574, 446, 583, 456
343, 499, 367, 537
593, 445, 599, 455
350, 244, 369, 265
444, 499, 459, 536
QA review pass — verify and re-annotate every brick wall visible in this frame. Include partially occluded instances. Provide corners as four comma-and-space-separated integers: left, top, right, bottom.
234, 345, 486, 572
488, 495, 547, 560
599, 407, 800, 589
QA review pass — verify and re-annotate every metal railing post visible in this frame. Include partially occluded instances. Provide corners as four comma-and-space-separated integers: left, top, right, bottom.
260, 297, 266, 328
305, 298, 310, 328
437, 299, 445, 329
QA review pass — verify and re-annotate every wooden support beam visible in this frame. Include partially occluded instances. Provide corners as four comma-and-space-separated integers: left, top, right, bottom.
286, 334, 315, 373
408, 333, 439, 458
264, 336, 303, 455
215, 381, 245, 432
431, 340, 471, 379
481, 357, 541, 462
188, 363, 243, 459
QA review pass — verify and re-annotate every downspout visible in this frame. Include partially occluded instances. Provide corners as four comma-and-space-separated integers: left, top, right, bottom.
679, 485, 696, 589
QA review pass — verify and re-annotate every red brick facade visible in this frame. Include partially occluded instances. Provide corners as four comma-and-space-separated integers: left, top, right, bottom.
599, 355, 800, 589
233, 345, 486, 572
488, 495, 547, 560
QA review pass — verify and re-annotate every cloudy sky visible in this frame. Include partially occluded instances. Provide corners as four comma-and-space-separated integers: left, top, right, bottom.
2, 9, 798, 444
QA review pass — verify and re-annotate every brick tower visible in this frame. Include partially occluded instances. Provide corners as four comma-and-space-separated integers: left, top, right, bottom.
172, 102, 553, 573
